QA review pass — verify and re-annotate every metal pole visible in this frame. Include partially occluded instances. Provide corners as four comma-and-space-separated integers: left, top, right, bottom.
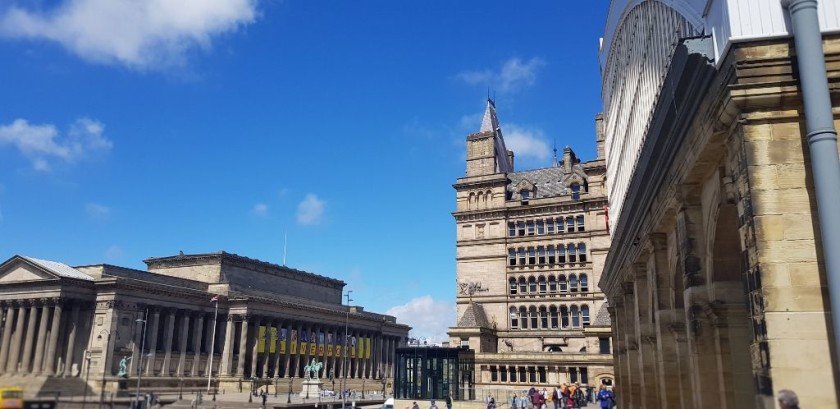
83, 351, 91, 409
135, 310, 148, 409
207, 299, 218, 393
287, 376, 293, 404
783, 0, 840, 381
342, 291, 352, 409
98, 332, 110, 409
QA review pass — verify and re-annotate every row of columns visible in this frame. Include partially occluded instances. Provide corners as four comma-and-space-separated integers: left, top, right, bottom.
133, 307, 223, 378
0, 299, 85, 377
217, 314, 401, 380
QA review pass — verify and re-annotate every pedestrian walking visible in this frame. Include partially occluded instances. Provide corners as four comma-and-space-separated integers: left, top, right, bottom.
446, 394, 453, 409
777, 390, 800, 409
596, 385, 614, 409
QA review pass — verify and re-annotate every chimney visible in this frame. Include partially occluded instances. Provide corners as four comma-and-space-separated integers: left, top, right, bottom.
563, 146, 576, 172
595, 113, 606, 160
507, 150, 515, 172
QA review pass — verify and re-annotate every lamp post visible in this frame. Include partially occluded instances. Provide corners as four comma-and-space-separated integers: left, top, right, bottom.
82, 350, 92, 409
178, 377, 183, 400
134, 312, 148, 409
98, 330, 113, 409
342, 291, 352, 409
287, 376, 293, 404
274, 377, 279, 398
361, 379, 365, 399
249, 378, 254, 403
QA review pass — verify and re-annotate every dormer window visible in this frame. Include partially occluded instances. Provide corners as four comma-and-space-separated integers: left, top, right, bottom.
571, 183, 581, 200
520, 189, 530, 200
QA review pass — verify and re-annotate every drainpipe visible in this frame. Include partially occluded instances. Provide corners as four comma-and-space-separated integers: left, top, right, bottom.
783, 0, 840, 375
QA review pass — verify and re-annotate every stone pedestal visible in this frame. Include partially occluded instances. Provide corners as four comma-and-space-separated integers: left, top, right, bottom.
298, 380, 322, 398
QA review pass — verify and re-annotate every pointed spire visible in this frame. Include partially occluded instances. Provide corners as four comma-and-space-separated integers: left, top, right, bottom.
553, 138, 559, 167
480, 98, 499, 133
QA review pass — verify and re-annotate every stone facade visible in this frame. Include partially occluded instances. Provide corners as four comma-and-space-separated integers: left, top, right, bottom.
0, 252, 409, 398
449, 100, 614, 397
598, 31, 840, 409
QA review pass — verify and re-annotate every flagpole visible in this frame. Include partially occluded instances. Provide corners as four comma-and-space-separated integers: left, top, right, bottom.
207, 298, 218, 393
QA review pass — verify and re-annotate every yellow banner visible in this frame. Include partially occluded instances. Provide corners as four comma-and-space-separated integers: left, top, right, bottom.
280, 339, 286, 354
336, 345, 342, 358
258, 326, 267, 353
309, 343, 316, 356
327, 345, 333, 357
318, 344, 325, 356
351, 346, 356, 358
291, 330, 298, 355
300, 342, 307, 355
365, 337, 371, 359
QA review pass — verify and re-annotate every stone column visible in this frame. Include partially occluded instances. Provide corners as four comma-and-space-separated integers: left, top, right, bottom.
655, 309, 688, 409
191, 312, 205, 377
15, 302, 36, 373
144, 308, 161, 376
633, 263, 659, 409
235, 315, 250, 377
283, 321, 294, 378
220, 315, 236, 376
204, 312, 217, 374
292, 322, 304, 378
264, 319, 276, 378
0, 303, 16, 373
249, 316, 261, 378
63, 302, 81, 377
272, 320, 285, 378
176, 312, 191, 376
32, 300, 51, 374
160, 309, 177, 376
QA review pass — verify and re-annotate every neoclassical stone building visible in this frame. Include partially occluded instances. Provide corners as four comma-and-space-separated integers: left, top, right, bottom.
448, 100, 614, 395
598, 0, 840, 408
0, 252, 409, 398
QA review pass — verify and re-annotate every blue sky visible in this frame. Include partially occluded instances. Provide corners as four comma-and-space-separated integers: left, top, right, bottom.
0, 0, 610, 341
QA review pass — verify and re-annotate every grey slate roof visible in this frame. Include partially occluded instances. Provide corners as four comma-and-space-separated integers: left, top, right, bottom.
22, 256, 94, 281
457, 302, 491, 328
508, 167, 573, 200
593, 301, 611, 327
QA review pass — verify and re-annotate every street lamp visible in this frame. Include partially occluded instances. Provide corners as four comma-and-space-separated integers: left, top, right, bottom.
342, 291, 352, 409
274, 377, 279, 398
135, 312, 148, 409
287, 376, 293, 404
82, 350, 92, 409
249, 378, 254, 403
178, 377, 183, 400
361, 379, 365, 399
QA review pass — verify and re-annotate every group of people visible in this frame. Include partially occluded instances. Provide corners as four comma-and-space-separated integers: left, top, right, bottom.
504, 384, 615, 409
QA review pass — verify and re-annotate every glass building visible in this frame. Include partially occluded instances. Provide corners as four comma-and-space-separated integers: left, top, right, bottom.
395, 347, 475, 401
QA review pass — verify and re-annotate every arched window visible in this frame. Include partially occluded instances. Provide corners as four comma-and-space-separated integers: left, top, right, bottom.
580, 274, 588, 292
538, 276, 547, 294
520, 307, 529, 329
558, 245, 566, 263
571, 305, 580, 328
518, 248, 526, 265
476, 192, 484, 209
539, 306, 548, 329
529, 306, 538, 328
560, 305, 569, 328
519, 277, 527, 294
468, 192, 475, 209
549, 306, 559, 329
547, 245, 556, 264
510, 307, 519, 329
569, 274, 578, 293
528, 247, 536, 264
528, 277, 537, 293
576, 215, 585, 232
566, 217, 575, 233
568, 244, 577, 263
485, 190, 492, 207
571, 183, 581, 200
582, 305, 590, 326
538, 246, 546, 264
509, 278, 517, 295
559, 275, 568, 293
578, 243, 587, 262
508, 248, 516, 266
548, 275, 557, 293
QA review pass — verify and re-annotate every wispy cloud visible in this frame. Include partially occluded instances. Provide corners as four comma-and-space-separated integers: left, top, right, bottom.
386, 296, 455, 343
85, 202, 111, 220
253, 203, 268, 217
296, 194, 325, 225
456, 57, 546, 93
0, 118, 112, 171
104, 244, 124, 261
505, 124, 551, 162
0, 0, 258, 71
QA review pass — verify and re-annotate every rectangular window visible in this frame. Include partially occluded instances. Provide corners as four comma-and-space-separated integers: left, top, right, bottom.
599, 337, 611, 354
519, 280, 527, 294
538, 367, 546, 383
519, 367, 526, 383
527, 221, 535, 236
569, 246, 577, 263
510, 280, 517, 295
538, 247, 546, 264
580, 367, 589, 384
508, 222, 515, 237
576, 216, 585, 232
500, 368, 508, 382
517, 221, 525, 237
509, 249, 516, 266
557, 218, 564, 234
510, 367, 517, 383
528, 367, 536, 383
550, 309, 558, 328
547, 219, 555, 234
491, 366, 498, 382
528, 247, 536, 265
549, 279, 557, 293
558, 247, 566, 263
537, 220, 545, 235
566, 218, 574, 233
547, 246, 556, 264
511, 312, 518, 329
579, 244, 587, 263
530, 311, 538, 328
540, 310, 548, 328
569, 367, 578, 383
518, 248, 526, 265
539, 279, 547, 294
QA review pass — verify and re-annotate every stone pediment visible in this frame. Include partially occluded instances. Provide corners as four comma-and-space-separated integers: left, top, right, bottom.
0, 261, 57, 283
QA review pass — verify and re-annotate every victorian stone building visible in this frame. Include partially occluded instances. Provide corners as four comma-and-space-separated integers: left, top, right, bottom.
448, 100, 614, 395
0, 252, 409, 398
598, 0, 840, 408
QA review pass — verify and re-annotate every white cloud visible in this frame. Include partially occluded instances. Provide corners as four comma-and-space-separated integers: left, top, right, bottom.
505, 124, 551, 162
456, 57, 546, 93
386, 296, 455, 343
0, 0, 258, 70
85, 202, 111, 220
0, 118, 112, 171
296, 194, 325, 225
253, 203, 268, 217
458, 112, 484, 131
104, 244, 124, 261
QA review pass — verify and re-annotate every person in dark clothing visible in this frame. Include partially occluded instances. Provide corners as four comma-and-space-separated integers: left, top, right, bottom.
445, 394, 453, 409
